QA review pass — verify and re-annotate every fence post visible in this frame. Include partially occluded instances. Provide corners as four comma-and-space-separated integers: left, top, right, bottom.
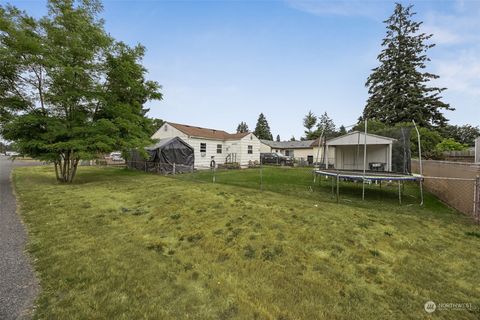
173, 163, 176, 175
475, 176, 480, 224
144, 161, 147, 173
260, 165, 263, 191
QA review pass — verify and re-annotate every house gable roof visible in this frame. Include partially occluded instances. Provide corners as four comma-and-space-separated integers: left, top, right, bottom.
167, 122, 250, 140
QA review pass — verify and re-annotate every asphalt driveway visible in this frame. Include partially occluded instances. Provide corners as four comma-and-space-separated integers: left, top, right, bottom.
0, 156, 40, 320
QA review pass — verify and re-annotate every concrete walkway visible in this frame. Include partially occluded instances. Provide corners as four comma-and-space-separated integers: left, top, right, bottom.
0, 156, 39, 320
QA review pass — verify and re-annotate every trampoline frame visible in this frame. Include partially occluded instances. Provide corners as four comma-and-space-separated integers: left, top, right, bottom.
314, 169, 423, 205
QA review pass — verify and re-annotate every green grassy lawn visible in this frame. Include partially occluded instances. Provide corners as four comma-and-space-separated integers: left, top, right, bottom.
14, 166, 480, 319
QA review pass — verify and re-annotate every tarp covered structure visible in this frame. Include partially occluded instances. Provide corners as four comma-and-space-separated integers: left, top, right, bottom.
127, 137, 194, 173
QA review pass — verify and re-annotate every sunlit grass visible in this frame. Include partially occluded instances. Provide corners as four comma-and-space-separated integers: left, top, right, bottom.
14, 166, 480, 319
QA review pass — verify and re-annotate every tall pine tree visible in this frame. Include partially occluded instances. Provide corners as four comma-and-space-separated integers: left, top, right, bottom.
363, 3, 452, 128
303, 110, 317, 140
253, 113, 273, 140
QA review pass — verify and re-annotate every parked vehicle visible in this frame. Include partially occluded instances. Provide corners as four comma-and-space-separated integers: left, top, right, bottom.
5, 151, 20, 157
260, 153, 294, 166
109, 152, 124, 161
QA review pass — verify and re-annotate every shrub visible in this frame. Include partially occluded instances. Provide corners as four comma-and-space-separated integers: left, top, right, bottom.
435, 138, 468, 152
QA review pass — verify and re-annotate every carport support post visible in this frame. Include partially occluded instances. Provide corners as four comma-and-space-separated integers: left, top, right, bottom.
362, 119, 367, 201
413, 120, 424, 206
398, 181, 402, 204
173, 163, 176, 175
474, 175, 479, 224
336, 174, 340, 204
331, 176, 334, 196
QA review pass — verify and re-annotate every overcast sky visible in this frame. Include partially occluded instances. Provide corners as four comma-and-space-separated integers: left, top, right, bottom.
7, 0, 480, 139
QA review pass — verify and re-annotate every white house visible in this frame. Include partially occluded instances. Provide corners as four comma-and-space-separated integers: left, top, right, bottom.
326, 131, 396, 171
152, 122, 261, 168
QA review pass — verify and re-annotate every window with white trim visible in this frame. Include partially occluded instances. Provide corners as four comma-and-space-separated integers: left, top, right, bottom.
217, 144, 222, 154
248, 145, 253, 154
200, 143, 206, 153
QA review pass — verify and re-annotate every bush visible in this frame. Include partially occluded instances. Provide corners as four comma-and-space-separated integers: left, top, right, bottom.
410, 127, 443, 159
435, 138, 468, 152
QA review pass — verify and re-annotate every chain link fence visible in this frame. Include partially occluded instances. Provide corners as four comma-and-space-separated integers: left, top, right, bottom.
412, 160, 480, 222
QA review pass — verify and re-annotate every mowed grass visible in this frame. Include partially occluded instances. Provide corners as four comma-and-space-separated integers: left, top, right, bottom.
14, 166, 480, 319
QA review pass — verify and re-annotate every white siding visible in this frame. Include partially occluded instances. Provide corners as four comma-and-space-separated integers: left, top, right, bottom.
152, 123, 187, 140
237, 133, 261, 167
311, 147, 335, 164
334, 145, 390, 171
187, 138, 225, 168
151, 123, 260, 169
260, 142, 272, 153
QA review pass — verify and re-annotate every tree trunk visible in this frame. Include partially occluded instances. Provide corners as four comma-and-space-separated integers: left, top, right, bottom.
56, 151, 80, 183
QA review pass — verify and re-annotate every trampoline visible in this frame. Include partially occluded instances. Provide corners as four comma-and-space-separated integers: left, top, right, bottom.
314, 169, 423, 204
315, 169, 421, 181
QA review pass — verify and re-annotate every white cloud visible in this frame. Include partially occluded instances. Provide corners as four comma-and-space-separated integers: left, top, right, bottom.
434, 50, 480, 97
422, 2, 480, 97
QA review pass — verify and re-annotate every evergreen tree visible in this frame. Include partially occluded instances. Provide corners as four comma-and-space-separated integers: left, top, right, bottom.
253, 113, 273, 140
303, 110, 317, 140
236, 121, 249, 133
316, 112, 336, 138
290, 136, 296, 141
0, 0, 162, 182
276, 134, 281, 142
338, 125, 347, 135
363, 3, 452, 127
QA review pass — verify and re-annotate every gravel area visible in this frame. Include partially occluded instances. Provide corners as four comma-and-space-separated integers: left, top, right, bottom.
0, 156, 40, 320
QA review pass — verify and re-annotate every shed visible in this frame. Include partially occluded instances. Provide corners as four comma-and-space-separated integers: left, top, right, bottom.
128, 137, 194, 173
326, 132, 396, 172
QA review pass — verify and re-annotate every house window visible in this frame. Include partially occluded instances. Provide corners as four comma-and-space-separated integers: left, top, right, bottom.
217, 144, 222, 154
248, 145, 253, 154
164, 124, 168, 131
200, 143, 206, 153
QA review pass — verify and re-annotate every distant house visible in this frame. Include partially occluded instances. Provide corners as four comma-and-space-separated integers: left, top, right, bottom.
260, 139, 334, 165
152, 122, 260, 168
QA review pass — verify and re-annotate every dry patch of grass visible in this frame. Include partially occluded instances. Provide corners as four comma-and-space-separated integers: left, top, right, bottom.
14, 166, 480, 319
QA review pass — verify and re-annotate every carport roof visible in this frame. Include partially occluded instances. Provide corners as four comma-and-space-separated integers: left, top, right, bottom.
326, 131, 396, 146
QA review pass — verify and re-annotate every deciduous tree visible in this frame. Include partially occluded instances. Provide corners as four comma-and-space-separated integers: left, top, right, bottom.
0, 0, 162, 182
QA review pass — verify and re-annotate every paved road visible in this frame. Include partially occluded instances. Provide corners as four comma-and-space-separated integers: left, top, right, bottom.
0, 156, 39, 320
